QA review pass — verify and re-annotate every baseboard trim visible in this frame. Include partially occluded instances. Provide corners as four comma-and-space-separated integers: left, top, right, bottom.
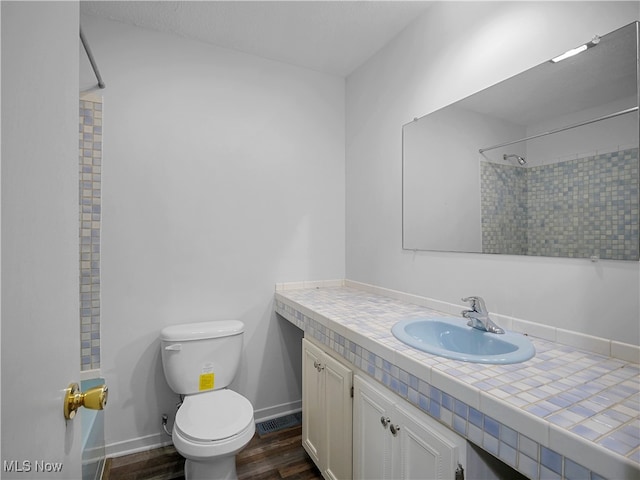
253, 400, 302, 424
105, 432, 173, 459
104, 401, 302, 458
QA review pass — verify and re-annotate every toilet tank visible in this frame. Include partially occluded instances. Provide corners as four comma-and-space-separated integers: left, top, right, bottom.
160, 320, 244, 395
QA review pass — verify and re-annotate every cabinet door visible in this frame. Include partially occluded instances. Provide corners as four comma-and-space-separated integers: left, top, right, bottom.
353, 376, 394, 480
392, 403, 462, 480
323, 354, 353, 480
302, 339, 324, 465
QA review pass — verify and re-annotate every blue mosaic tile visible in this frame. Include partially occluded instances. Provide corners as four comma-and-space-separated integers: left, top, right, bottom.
622, 424, 640, 440
500, 424, 518, 449
569, 423, 600, 441
440, 392, 452, 411
484, 415, 500, 438
469, 407, 483, 428
430, 385, 442, 404
540, 446, 562, 475
483, 431, 499, 455
599, 435, 635, 456
565, 458, 590, 480
453, 414, 467, 436
408, 387, 419, 405
519, 434, 539, 460
548, 395, 573, 408
417, 393, 429, 412
468, 423, 483, 446
418, 379, 430, 395
518, 451, 539, 479
398, 381, 408, 398
540, 464, 562, 480
429, 399, 441, 419
454, 398, 468, 419
568, 403, 598, 418
500, 442, 517, 467
79, 96, 102, 372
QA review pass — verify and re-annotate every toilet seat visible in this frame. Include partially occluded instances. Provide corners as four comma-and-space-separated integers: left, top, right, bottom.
175, 389, 254, 443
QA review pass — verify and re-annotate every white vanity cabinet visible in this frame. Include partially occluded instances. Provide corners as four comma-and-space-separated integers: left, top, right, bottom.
353, 375, 466, 480
302, 338, 353, 480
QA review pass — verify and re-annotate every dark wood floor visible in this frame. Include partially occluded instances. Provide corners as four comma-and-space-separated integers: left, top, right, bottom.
103, 425, 322, 480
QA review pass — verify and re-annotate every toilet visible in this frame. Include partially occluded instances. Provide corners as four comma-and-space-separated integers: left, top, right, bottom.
160, 320, 255, 480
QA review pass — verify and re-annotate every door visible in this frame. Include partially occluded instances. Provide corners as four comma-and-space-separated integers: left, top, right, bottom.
302, 339, 324, 465
1, 2, 82, 478
353, 376, 394, 480
323, 353, 353, 480
393, 403, 463, 480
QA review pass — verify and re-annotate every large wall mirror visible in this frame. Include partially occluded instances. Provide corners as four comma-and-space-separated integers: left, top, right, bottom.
403, 22, 639, 261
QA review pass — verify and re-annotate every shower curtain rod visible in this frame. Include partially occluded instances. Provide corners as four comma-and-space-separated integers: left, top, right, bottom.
478, 106, 638, 154
80, 27, 105, 89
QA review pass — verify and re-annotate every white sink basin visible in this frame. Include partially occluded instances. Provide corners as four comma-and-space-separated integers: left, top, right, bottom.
391, 317, 535, 364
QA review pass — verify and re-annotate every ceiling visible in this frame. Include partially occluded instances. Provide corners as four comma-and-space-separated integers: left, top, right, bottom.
80, 1, 433, 77
458, 22, 638, 127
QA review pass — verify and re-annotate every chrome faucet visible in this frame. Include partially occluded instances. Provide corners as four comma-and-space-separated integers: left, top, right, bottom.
461, 296, 504, 334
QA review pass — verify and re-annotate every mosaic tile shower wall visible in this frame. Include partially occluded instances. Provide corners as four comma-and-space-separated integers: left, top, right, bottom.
481, 148, 639, 260
79, 95, 102, 370
481, 163, 528, 255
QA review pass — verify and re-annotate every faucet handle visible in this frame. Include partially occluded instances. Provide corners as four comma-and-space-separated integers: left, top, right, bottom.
461, 296, 478, 307
461, 296, 487, 313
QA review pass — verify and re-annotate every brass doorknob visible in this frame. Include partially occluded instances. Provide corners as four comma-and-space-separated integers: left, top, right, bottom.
63, 382, 108, 420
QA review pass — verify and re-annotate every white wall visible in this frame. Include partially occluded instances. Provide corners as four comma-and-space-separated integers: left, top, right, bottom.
346, 1, 640, 345
526, 96, 638, 166
403, 104, 526, 252
79, 15, 345, 454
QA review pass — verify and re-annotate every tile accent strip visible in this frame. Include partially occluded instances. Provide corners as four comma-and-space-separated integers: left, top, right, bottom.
79, 95, 102, 371
274, 285, 640, 480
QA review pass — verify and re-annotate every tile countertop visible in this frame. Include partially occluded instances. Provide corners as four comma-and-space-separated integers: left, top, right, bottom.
274, 281, 640, 480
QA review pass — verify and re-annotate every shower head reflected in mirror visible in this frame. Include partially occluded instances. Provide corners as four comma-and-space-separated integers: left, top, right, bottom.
503, 153, 527, 166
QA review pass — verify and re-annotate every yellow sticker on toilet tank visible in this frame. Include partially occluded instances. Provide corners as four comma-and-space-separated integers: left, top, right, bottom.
199, 373, 214, 391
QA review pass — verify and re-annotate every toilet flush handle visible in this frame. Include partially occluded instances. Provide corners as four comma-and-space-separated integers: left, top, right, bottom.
164, 344, 182, 351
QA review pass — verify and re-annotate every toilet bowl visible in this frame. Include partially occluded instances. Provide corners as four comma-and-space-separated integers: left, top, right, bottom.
173, 390, 255, 479
160, 320, 255, 480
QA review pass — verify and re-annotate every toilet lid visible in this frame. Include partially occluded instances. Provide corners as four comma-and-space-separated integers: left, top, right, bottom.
175, 390, 254, 442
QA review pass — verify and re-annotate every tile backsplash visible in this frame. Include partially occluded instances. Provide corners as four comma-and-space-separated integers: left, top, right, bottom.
481, 148, 639, 260
79, 94, 102, 371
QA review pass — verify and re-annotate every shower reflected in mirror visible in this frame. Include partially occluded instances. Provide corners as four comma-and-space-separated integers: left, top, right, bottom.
403, 22, 639, 261
503, 154, 527, 166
